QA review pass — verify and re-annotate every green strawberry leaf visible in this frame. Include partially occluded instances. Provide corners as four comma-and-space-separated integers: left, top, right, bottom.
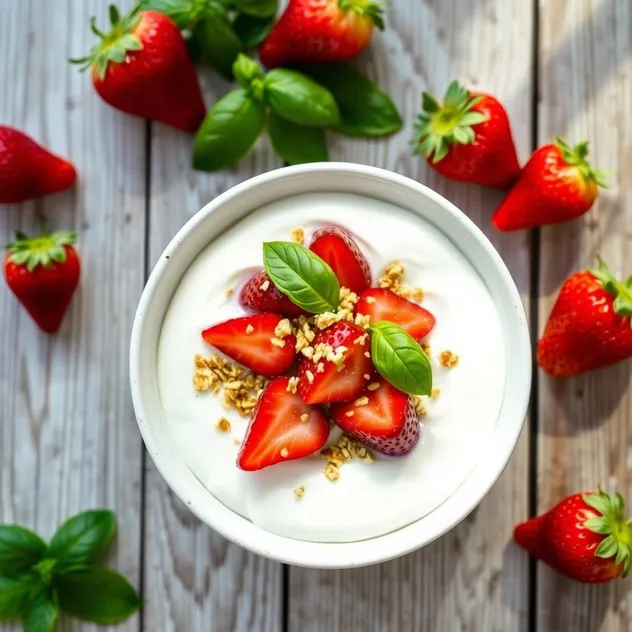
192, 89, 266, 172
267, 112, 329, 165
0, 527, 47, 577
233, 12, 276, 47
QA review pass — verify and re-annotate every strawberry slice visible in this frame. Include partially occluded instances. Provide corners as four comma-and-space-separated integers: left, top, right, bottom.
298, 321, 373, 404
237, 376, 331, 471
356, 288, 435, 340
309, 227, 372, 294
202, 313, 296, 376
239, 270, 307, 317
330, 378, 420, 456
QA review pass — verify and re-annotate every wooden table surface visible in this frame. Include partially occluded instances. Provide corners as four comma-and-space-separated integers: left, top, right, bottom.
1, 0, 631, 630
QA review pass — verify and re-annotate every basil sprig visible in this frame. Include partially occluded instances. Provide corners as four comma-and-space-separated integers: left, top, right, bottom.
263, 241, 340, 313
369, 321, 432, 395
267, 112, 329, 165
0, 510, 141, 631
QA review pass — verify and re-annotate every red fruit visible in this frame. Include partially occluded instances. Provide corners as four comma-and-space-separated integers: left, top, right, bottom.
356, 288, 435, 340
514, 489, 632, 584
298, 321, 372, 404
537, 258, 632, 378
3, 229, 81, 334
260, 0, 384, 68
0, 126, 77, 204
309, 227, 371, 294
330, 378, 419, 455
492, 138, 606, 231
71, 4, 205, 133
239, 271, 307, 318
202, 313, 297, 376
412, 80, 520, 189
237, 376, 330, 471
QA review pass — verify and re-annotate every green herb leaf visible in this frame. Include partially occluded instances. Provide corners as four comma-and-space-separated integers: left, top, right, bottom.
144, 0, 196, 29
56, 567, 142, 624
194, 9, 243, 79
268, 111, 329, 165
48, 510, 116, 568
234, 0, 277, 17
233, 53, 264, 89
23, 594, 58, 632
296, 63, 403, 137
263, 242, 340, 313
264, 69, 341, 127
192, 89, 266, 172
369, 321, 432, 395
0, 575, 41, 621
0, 526, 47, 577
233, 11, 276, 47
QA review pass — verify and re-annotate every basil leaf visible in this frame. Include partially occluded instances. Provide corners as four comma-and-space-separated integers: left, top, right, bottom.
24, 594, 58, 632
0, 526, 47, 577
233, 53, 264, 89
145, 0, 196, 29
268, 112, 329, 165
370, 321, 432, 395
0, 575, 41, 621
192, 89, 265, 172
233, 11, 276, 47
264, 69, 341, 127
234, 0, 277, 17
56, 567, 142, 624
48, 510, 116, 567
296, 63, 403, 137
263, 242, 339, 313
194, 10, 243, 79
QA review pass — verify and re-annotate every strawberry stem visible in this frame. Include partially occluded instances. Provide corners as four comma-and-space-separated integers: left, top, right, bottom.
555, 137, 608, 188
412, 80, 488, 163
590, 256, 632, 322
337, 0, 385, 30
4, 229, 76, 273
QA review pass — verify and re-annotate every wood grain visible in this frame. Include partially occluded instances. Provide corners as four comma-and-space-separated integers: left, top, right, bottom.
143, 73, 284, 631
537, 1, 632, 631
0, 0, 145, 631
287, 1, 534, 630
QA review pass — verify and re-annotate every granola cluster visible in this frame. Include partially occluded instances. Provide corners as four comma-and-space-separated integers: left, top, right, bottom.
320, 434, 375, 481
378, 261, 424, 302
439, 350, 459, 368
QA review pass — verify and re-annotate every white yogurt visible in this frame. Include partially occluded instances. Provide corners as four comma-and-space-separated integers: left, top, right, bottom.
157, 192, 506, 543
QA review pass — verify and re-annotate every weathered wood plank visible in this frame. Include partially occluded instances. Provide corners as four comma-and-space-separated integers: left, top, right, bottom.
288, 1, 533, 630
537, 1, 632, 630
143, 72, 284, 631
0, 0, 145, 630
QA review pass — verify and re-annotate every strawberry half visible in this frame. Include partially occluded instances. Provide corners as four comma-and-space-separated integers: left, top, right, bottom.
298, 321, 372, 404
239, 270, 307, 317
330, 378, 420, 456
309, 227, 371, 294
237, 376, 331, 471
356, 288, 435, 340
202, 313, 296, 376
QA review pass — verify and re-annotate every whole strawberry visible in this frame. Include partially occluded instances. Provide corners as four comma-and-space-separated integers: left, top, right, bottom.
412, 80, 520, 189
514, 489, 631, 584
0, 126, 77, 204
71, 4, 205, 133
259, 0, 384, 68
3, 229, 81, 334
537, 257, 632, 378
493, 138, 606, 231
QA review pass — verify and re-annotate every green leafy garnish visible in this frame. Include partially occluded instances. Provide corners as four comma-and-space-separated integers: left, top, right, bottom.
267, 112, 329, 165
263, 241, 340, 313
369, 321, 432, 395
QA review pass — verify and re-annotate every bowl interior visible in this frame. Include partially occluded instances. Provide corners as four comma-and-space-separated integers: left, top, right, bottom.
130, 163, 531, 569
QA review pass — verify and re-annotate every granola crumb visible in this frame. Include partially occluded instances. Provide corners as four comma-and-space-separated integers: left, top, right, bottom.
364, 351, 371, 358
305, 370, 315, 384
280, 447, 289, 458
225, 287, 234, 297
316, 362, 325, 373
354, 313, 371, 329
354, 333, 369, 346
245, 324, 254, 334
354, 396, 369, 407
274, 318, 292, 339
367, 382, 380, 391
286, 377, 299, 394
270, 337, 286, 348
378, 261, 423, 301
439, 350, 459, 368
290, 227, 305, 244
363, 373, 371, 380
260, 279, 270, 291
324, 463, 340, 481
431, 387, 441, 398
421, 342, 431, 356
320, 434, 375, 480
315, 311, 340, 330
365, 296, 376, 304
345, 410, 355, 417
215, 417, 231, 432
233, 437, 242, 445
294, 485, 306, 497
410, 287, 425, 302
300, 413, 309, 422
412, 396, 428, 416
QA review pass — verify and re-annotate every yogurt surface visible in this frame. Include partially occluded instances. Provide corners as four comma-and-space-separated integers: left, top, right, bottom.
157, 192, 506, 543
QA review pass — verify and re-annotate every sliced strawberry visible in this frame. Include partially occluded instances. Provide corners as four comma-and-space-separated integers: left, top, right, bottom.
237, 376, 331, 471
202, 313, 296, 376
239, 270, 307, 317
356, 288, 435, 340
298, 321, 372, 404
309, 227, 371, 294
330, 378, 420, 456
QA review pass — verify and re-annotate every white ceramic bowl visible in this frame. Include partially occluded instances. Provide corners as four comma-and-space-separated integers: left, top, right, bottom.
129, 162, 531, 569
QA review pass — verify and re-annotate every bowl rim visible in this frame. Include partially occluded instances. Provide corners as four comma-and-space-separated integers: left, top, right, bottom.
130, 162, 532, 569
